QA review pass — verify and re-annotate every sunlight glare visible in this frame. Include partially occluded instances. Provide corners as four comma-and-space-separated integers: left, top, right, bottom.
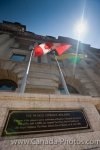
76, 21, 87, 36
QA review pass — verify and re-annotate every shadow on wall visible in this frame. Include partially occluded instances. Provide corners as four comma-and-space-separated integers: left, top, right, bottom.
65, 76, 89, 95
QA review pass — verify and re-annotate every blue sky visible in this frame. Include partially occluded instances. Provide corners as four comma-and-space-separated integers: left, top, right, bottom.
0, 0, 100, 48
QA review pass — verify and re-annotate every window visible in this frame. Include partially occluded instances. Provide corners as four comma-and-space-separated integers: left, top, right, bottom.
10, 53, 26, 61
0, 79, 17, 91
58, 85, 66, 94
58, 84, 79, 94
67, 84, 79, 94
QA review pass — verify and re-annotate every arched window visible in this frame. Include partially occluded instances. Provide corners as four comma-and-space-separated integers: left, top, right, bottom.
58, 83, 79, 94
95, 104, 100, 115
0, 79, 17, 91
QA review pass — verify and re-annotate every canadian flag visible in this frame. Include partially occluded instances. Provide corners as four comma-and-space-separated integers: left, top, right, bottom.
34, 42, 71, 57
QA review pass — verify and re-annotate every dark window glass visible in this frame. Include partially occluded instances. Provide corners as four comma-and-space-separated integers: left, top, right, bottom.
10, 54, 26, 61
67, 84, 79, 94
0, 79, 17, 91
58, 86, 66, 94
58, 84, 79, 94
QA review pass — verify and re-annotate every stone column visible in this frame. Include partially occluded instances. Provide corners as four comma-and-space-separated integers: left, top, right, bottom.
0, 36, 15, 57
0, 34, 9, 45
80, 60, 100, 96
41, 55, 48, 63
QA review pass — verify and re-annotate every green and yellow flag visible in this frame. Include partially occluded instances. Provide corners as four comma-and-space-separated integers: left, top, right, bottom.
55, 53, 85, 64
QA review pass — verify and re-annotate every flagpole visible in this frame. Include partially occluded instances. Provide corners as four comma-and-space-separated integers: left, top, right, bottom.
54, 52, 70, 95
20, 49, 33, 93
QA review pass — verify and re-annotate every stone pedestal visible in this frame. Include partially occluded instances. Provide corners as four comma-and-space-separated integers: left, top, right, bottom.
0, 92, 100, 150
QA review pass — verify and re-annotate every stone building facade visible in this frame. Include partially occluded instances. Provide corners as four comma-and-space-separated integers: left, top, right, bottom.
0, 21, 100, 150
0, 21, 100, 96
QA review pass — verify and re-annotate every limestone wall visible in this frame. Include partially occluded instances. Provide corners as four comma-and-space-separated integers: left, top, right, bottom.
0, 92, 100, 150
0, 33, 100, 96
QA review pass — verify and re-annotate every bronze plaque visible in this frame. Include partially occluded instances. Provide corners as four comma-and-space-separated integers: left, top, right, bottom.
2, 109, 90, 136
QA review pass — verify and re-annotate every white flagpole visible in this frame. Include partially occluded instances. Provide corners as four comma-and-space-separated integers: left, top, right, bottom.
20, 49, 33, 93
54, 52, 70, 95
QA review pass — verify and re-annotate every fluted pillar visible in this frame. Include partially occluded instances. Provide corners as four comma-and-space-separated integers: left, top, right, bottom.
0, 34, 9, 45
41, 55, 48, 63
0, 36, 15, 56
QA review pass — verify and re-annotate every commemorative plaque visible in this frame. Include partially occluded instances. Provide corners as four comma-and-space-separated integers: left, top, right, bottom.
2, 109, 90, 136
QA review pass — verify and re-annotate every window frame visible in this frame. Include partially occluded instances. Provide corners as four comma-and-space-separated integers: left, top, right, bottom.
10, 53, 26, 61
0, 79, 17, 92
9, 48, 30, 62
58, 83, 79, 95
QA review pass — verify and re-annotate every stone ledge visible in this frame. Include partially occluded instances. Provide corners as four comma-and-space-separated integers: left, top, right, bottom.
0, 92, 100, 104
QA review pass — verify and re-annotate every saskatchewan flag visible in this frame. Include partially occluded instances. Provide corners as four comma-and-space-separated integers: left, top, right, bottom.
55, 53, 85, 64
